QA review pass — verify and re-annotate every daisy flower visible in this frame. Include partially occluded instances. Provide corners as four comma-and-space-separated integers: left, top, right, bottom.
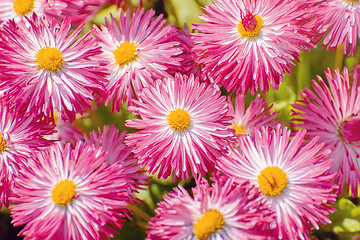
59, 0, 108, 26
192, 0, 316, 94
0, 14, 107, 121
228, 93, 279, 139
125, 73, 235, 180
292, 67, 360, 197
84, 124, 148, 196
43, 118, 84, 150
92, 7, 182, 111
146, 176, 275, 240
0, 103, 54, 208
170, 25, 210, 83
0, 0, 66, 24
10, 142, 132, 240
318, 0, 360, 55
217, 126, 336, 239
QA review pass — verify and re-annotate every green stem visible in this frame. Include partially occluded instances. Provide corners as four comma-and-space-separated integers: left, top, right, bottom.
334, 44, 344, 70
126, 204, 152, 222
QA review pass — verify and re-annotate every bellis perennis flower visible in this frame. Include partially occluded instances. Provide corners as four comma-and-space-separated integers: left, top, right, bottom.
292, 67, 360, 197
0, 103, 54, 208
318, 0, 360, 55
0, 14, 107, 121
93, 7, 182, 111
192, 0, 315, 94
0, 0, 66, 24
228, 93, 279, 140
10, 142, 132, 240
84, 124, 148, 198
147, 176, 275, 240
125, 73, 235, 180
217, 126, 336, 239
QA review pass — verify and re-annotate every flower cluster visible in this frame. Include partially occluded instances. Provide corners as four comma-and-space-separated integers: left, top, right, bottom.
0, 0, 358, 239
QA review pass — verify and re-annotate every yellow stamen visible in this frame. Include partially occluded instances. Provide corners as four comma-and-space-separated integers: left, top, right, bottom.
344, 0, 359, 3
0, 135, 7, 152
113, 41, 137, 66
193, 209, 225, 240
36, 47, 64, 72
52, 179, 76, 207
167, 109, 191, 131
238, 15, 263, 38
13, 0, 35, 15
258, 166, 287, 196
233, 124, 246, 134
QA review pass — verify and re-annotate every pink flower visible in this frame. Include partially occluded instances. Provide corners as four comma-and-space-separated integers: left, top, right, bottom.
0, 14, 107, 121
217, 126, 336, 239
292, 67, 360, 197
170, 25, 211, 83
146, 176, 275, 240
0, 0, 66, 24
125, 73, 235, 180
192, 0, 315, 94
228, 93, 279, 140
92, 8, 182, 111
0, 103, 54, 208
84, 124, 148, 198
10, 142, 132, 240
59, 0, 108, 26
51, 118, 84, 148
318, 0, 360, 55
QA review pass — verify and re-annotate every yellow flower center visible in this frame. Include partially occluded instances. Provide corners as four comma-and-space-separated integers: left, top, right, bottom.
233, 124, 245, 134
52, 179, 76, 207
113, 41, 137, 66
193, 209, 225, 240
167, 109, 191, 131
258, 166, 287, 196
344, 0, 359, 3
0, 135, 8, 152
13, 0, 35, 15
238, 13, 263, 38
36, 47, 64, 72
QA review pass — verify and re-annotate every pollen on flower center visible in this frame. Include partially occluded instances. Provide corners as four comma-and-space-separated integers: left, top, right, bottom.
167, 109, 191, 131
233, 124, 246, 134
258, 166, 287, 196
0, 134, 8, 152
113, 41, 137, 66
344, 0, 359, 3
52, 179, 76, 206
13, 0, 35, 15
193, 209, 225, 240
237, 11, 263, 38
36, 47, 64, 72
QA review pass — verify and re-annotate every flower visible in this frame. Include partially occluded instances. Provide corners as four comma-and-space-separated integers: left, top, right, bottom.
170, 25, 211, 83
146, 176, 275, 240
0, 0, 66, 24
10, 142, 132, 239
84, 124, 148, 197
125, 73, 235, 180
59, 0, 108, 26
92, 7, 182, 111
192, 0, 315, 94
292, 67, 360, 197
51, 118, 84, 148
217, 126, 336, 239
0, 14, 107, 121
228, 93, 279, 140
318, 0, 360, 55
0, 103, 54, 208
